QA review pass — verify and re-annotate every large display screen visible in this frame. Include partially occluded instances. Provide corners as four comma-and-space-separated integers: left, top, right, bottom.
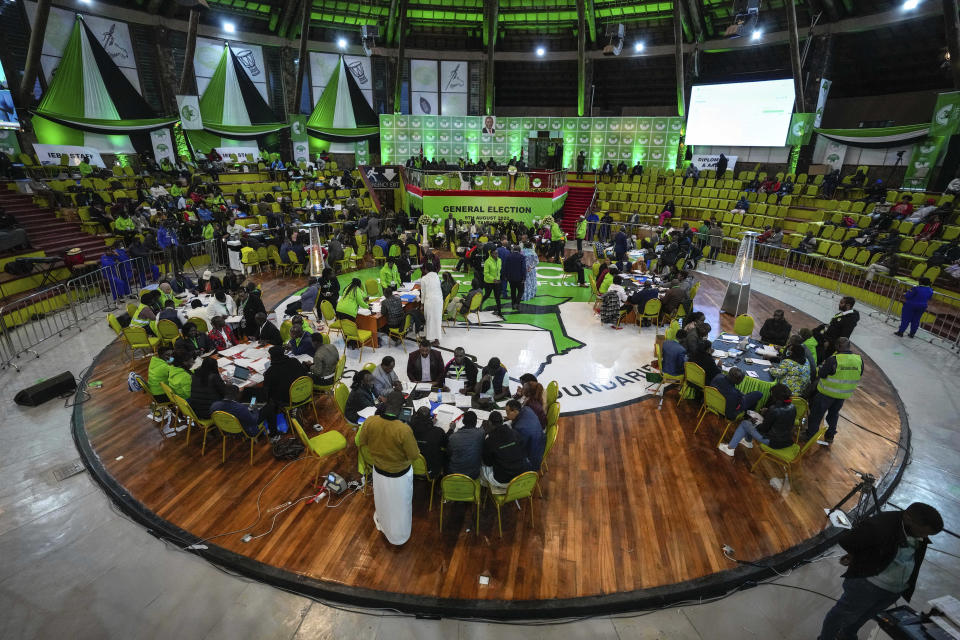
685, 79, 795, 147
0, 60, 19, 130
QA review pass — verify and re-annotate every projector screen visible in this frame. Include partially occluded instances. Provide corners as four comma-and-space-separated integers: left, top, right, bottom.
685, 79, 795, 147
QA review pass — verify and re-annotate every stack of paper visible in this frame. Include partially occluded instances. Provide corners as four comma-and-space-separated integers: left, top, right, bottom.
293, 354, 314, 364
219, 344, 246, 357
746, 370, 760, 379
357, 406, 377, 419
412, 398, 431, 412
454, 394, 473, 408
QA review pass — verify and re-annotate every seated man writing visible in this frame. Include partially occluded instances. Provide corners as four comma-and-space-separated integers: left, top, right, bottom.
406, 340, 447, 390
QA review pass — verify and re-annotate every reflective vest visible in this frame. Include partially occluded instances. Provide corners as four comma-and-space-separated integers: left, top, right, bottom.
131, 303, 150, 328
817, 353, 862, 400
803, 336, 819, 369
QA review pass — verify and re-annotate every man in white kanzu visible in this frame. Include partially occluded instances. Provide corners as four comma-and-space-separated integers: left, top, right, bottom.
419, 262, 443, 346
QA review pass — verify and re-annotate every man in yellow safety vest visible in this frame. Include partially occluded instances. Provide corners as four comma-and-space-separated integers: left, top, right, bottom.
802, 337, 863, 445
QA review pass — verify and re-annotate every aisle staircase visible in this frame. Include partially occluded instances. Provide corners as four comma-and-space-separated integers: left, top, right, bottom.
0, 190, 109, 262
559, 172, 596, 237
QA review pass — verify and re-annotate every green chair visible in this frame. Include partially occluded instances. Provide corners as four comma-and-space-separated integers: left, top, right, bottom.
172, 394, 216, 454
156, 319, 180, 347
291, 418, 348, 486
734, 314, 755, 337
339, 319, 374, 359
364, 278, 381, 297
677, 361, 705, 408
750, 426, 827, 481
412, 454, 437, 511
694, 386, 738, 446
439, 474, 481, 533
188, 316, 208, 334
545, 380, 559, 407
212, 410, 265, 465
320, 299, 342, 337
389, 314, 413, 350
314, 355, 346, 395
372, 244, 386, 266
333, 381, 357, 428
121, 326, 160, 361
107, 313, 124, 337
540, 420, 559, 474
790, 396, 809, 442
639, 298, 661, 330
285, 375, 318, 425
486, 471, 539, 538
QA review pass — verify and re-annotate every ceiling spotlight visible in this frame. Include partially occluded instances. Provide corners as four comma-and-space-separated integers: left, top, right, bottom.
223, 22, 235, 34
634, 42, 645, 52
903, 0, 920, 8
536, 46, 545, 57
337, 37, 347, 49
78, 0, 92, 4
751, 29, 762, 40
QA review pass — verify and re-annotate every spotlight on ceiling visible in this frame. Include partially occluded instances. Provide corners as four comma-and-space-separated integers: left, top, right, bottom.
724, 0, 761, 38
903, 0, 920, 8
337, 37, 347, 49
634, 42, 645, 53
751, 29, 762, 40
536, 46, 546, 57
78, 0, 92, 4
223, 21, 235, 34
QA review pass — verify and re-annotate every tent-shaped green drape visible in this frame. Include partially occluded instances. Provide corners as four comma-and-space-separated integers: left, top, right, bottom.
306, 56, 378, 144
197, 44, 285, 138
31, 16, 176, 136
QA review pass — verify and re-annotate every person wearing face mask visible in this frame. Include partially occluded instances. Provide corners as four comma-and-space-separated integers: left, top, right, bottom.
147, 346, 176, 401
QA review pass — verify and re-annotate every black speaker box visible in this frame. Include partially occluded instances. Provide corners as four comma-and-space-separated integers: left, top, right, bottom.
14, 372, 77, 407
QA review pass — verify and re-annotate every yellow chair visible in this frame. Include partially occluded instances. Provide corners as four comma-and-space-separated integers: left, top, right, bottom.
212, 410, 265, 465
126, 302, 138, 317
156, 319, 180, 346
750, 426, 827, 481
314, 355, 346, 395
189, 316, 208, 334
172, 394, 216, 454
389, 314, 413, 350
487, 471, 539, 538
653, 342, 685, 404
540, 420, 559, 474
677, 361, 705, 408
106, 313, 124, 337
694, 385, 740, 446
287, 251, 304, 277
241, 249, 261, 274
339, 319, 374, 359
734, 314, 755, 337
337, 247, 354, 272
291, 418, 348, 486
319, 299, 343, 338
545, 380, 559, 407
412, 454, 437, 511
639, 298, 662, 330
333, 381, 357, 428
791, 396, 809, 442
134, 373, 173, 427
439, 474, 481, 533
285, 375, 318, 425
121, 326, 160, 361
689, 281, 701, 302
372, 244, 386, 266
364, 278, 381, 297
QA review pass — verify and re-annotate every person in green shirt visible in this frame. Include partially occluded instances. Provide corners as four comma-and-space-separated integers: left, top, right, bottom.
549, 221, 566, 262
576, 216, 587, 252
202, 221, 215, 241
77, 157, 93, 176
480, 249, 503, 316
379, 257, 401, 291
166, 353, 194, 400
335, 278, 369, 320
147, 346, 174, 401
114, 212, 135, 235
599, 266, 616, 294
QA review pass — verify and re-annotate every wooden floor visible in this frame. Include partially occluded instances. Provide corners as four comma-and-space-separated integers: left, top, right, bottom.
78, 271, 905, 611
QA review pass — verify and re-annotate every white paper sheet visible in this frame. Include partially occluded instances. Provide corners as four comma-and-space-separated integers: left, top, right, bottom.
357, 406, 377, 419
412, 398, 431, 412
454, 393, 473, 408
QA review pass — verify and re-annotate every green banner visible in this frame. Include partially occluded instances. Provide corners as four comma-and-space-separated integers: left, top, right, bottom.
0, 129, 22, 157
786, 113, 815, 145
930, 92, 960, 138
416, 193, 566, 224
902, 136, 946, 191
289, 115, 309, 164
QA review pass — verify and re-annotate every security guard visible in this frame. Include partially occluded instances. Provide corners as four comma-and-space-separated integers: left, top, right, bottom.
802, 337, 863, 445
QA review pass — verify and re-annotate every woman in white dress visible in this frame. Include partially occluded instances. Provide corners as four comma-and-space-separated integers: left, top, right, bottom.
419, 263, 443, 346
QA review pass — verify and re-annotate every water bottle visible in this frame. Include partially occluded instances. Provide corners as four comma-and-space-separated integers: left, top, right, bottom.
438, 388, 443, 403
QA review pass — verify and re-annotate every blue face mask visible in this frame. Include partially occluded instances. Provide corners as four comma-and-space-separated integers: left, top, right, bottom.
166, 357, 174, 363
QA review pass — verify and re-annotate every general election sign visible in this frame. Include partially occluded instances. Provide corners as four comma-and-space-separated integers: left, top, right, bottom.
690, 154, 738, 172
411, 192, 567, 224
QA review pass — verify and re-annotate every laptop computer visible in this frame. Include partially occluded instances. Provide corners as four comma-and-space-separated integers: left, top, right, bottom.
229, 365, 251, 385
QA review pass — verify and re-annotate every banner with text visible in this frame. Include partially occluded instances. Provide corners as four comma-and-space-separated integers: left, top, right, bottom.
690, 154, 738, 172
32, 144, 105, 167
411, 192, 567, 224
289, 115, 309, 164
150, 128, 176, 165
814, 79, 832, 128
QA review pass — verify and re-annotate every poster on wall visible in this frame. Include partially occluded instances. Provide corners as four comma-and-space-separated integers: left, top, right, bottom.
0, 129, 21, 157
813, 79, 832, 128
691, 154, 738, 172
823, 139, 847, 171
903, 137, 946, 190
290, 115, 309, 164
33, 144, 105, 167
150, 129, 175, 164
929, 92, 960, 138
309, 52, 373, 108
176, 95, 203, 130
194, 37, 268, 102
25, 2, 142, 93
411, 60, 438, 92
439, 60, 467, 116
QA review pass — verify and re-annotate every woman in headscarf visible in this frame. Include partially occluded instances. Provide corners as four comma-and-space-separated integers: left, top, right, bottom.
521, 241, 539, 301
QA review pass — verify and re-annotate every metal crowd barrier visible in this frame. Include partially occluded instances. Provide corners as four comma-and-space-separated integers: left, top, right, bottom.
0, 257, 148, 371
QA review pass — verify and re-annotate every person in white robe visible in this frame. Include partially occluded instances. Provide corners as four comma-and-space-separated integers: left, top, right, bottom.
419, 264, 443, 345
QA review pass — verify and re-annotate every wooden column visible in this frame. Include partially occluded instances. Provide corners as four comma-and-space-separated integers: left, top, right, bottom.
484, 0, 499, 115
945, 0, 960, 90
178, 7, 201, 95
577, 0, 586, 116
18, 0, 51, 106
785, 0, 806, 112
673, 0, 685, 118
293, 0, 312, 115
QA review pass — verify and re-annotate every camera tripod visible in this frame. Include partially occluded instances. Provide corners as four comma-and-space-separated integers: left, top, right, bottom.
825, 468, 882, 528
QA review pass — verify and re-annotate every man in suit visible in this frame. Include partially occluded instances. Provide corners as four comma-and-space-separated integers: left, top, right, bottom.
249, 311, 283, 346
406, 340, 446, 389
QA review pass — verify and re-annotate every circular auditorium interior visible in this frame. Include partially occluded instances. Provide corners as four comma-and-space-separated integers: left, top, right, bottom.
1, 0, 958, 636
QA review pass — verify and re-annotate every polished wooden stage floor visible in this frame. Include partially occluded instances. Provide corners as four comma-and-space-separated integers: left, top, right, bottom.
76, 272, 906, 615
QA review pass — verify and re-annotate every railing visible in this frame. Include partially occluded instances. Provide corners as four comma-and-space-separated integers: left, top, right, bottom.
0, 257, 149, 371
402, 168, 567, 191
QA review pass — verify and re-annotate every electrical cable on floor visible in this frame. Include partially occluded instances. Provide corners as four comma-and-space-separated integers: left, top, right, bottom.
839, 413, 910, 453
248, 494, 315, 541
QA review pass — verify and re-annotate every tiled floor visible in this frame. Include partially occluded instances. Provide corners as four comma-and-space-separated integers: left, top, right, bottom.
0, 260, 957, 640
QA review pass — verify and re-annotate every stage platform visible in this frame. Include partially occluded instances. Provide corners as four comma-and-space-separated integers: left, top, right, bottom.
72, 270, 908, 619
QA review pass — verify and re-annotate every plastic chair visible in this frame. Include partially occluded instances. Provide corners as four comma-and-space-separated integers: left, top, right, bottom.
172, 393, 216, 453
287, 251, 304, 277
694, 386, 737, 445
452, 293, 483, 329
677, 361, 705, 408
285, 375, 319, 425
320, 299, 342, 337
734, 314, 755, 337
107, 313, 124, 337
314, 355, 347, 395
212, 411, 265, 465
189, 316, 208, 334
291, 418, 348, 486
412, 454, 437, 511
639, 298, 661, 330
333, 382, 357, 428
340, 319, 374, 360
364, 278, 381, 297
545, 380, 559, 407
653, 342, 685, 406
439, 474, 481, 533
486, 471, 539, 538
372, 244, 386, 266
790, 396, 809, 442
540, 421, 559, 474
